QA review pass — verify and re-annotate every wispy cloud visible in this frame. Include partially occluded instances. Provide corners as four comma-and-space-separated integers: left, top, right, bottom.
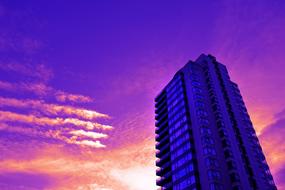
0, 122, 108, 149
70, 129, 108, 139
0, 97, 109, 120
0, 80, 93, 103
0, 111, 112, 130
74, 140, 106, 148
55, 90, 93, 103
0, 62, 53, 82
259, 110, 285, 188
0, 81, 13, 91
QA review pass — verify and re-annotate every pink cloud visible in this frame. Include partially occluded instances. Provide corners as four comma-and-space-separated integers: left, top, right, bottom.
0, 80, 93, 103
0, 61, 53, 82
74, 140, 106, 148
0, 97, 109, 120
70, 129, 108, 139
0, 80, 51, 96
55, 90, 93, 103
0, 81, 13, 90
0, 139, 156, 189
0, 122, 108, 149
0, 110, 112, 130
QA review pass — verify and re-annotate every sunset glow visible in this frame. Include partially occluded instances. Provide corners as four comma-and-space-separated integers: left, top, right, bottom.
0, 1, 285, 189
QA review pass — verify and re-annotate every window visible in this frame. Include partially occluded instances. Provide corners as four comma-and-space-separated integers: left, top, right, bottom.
202, 136, 214, 146
169, 126, 188, 142
227, 161, 236, 170
166, 77, 182, 91
195, 101, 205, 108
197, 109, 208, 117
173, 164, 194, 182
208, 170, 221, 180
169, 118, 187, 134
206, 158, 219, 168
193, 87, 203, 93
168, 102, 185, 117
173, 175, 196, 190
222, 139, 230, 148
210, 183, 223, 190
167, 91, 184, 105
170, 135, 190, 151
201, 127, 212, 136
199, 118, 210, 125
168, 110, 186, 125
172, 143, 191, 160
194, 93, 203, 100
172, 152, 193, 170
230, 173, 240, 183
224, 150, 233, 159
203, 147, 216, 156
219, 130, 228, 138
192, 81, 201, 87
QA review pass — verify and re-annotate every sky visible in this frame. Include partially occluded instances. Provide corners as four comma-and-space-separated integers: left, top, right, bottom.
0, 0, 284, 190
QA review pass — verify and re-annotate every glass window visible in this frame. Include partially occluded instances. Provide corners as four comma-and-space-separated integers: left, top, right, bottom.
199, 118, 209, 125
203, 147, 216, 156
208, 170, 221, 180
200, 127, 212, 135
210, 183, 223, 190
206, 158, 219, 168
202, 136, 214, 145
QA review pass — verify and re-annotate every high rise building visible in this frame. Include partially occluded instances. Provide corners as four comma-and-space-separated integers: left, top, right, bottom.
155, 54, 276, 190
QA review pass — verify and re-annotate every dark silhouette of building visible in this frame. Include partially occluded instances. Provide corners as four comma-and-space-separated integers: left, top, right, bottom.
155, 54, 276, 190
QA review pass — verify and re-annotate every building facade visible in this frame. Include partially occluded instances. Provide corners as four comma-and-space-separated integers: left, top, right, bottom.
155, 54, 276, 190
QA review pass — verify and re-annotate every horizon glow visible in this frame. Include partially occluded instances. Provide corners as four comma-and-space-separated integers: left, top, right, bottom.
0, 1, 284, 190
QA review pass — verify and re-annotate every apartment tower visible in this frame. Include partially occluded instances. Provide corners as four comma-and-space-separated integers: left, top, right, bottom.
155, 54, 276, 190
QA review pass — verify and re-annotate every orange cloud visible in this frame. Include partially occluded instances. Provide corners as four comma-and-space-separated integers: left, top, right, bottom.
0, 122, 108, 149
0, 110, 112, 130
70, 129, 108, 139
55, 90, 93, 103
0, 97, 110, 120
0, 139, 157, 190
74, 140, 106, 148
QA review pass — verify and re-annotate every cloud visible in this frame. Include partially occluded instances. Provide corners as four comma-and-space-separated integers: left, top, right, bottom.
0, 110, 112, 130
0, 139, 156, 190
74, 140, 106, 148
210, 0, 285, 133
110, 166, 156, 190
0, 80, 52, 96
0, 62, 53, 82
0, 122, 108, 149
259, 111, 285, 189
0, 80, 93, 103
70, 130, 108, 139
0, 81, 13, 90
55, 90, 93, 103
0, 97, 109, 120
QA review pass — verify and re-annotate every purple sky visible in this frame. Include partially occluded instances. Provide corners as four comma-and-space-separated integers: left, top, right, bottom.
0, 1, 285, 189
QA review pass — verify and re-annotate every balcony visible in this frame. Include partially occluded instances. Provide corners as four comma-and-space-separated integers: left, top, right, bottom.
156, 143, 170, 158
155, 125, 169, 139
156, 152, 171, 167
156, 170, 172, 187
155, 100, 167, 113
156, 162, 171, 176
156, 136, 170, 151
155, 110, 168, 122
155, 117, 168, 128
